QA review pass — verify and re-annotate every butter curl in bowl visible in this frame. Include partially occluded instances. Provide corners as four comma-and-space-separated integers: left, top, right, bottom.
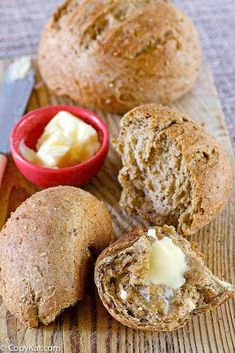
20, 110, 101, 168
10, 105, 109, 188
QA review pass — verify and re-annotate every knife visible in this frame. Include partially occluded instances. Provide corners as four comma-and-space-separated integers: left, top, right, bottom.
0, 57, 35, 187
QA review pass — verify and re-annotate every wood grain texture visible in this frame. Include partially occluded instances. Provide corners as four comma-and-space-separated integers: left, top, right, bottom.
0, 59, 234, 353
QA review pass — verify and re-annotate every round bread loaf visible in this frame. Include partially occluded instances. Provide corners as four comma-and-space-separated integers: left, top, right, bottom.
114, 104, 233, 235
95, 226, 234, 331
38, 0, 201, 113
0, 186, 113, 327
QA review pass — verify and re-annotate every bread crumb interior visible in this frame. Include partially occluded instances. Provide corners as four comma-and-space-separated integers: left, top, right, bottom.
99, 234, 201, 326
118, 119, 194, 233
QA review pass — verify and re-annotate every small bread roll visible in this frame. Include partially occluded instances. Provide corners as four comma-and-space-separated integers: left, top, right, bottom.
0, 186, 113, 327
38, 0, 201, 113
95, 226, 234, 331
114, 104, 233, 235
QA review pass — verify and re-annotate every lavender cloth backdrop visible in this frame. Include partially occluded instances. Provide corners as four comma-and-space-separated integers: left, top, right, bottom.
0, 0, 234, 151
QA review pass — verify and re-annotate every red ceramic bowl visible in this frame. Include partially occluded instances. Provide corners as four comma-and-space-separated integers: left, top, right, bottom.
10, 105, 109, 188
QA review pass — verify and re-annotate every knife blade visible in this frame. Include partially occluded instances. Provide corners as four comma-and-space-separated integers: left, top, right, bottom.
0, 57, 35, 186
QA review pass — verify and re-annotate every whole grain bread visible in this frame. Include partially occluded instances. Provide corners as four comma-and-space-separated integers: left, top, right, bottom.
38, 0, 201, 113
95, 225, 234, 331
114, 104, 233, 235
0, 186, 113, 327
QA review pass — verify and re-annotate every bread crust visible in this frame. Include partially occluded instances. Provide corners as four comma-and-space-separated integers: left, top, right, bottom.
38, 0, 201, 113
0, 186, 113, 327
114, 104, 233, 235
95, 226, 234, 331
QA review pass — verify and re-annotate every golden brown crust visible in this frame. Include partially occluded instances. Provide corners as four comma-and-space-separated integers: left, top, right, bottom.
38, 0, 201, 113
114, 104, 233, 235
0, 186, 113, 327
95, 226, 234, 331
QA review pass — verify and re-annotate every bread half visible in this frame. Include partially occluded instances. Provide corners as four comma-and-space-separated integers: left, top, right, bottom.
114, 104, 233, 235
95, 225, 234, 331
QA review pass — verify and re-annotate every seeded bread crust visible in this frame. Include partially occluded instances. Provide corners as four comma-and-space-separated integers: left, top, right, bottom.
95, 226, 234, 331
38, 0, 201, 113
114, 104, 233, 235
0, 186, 113, 327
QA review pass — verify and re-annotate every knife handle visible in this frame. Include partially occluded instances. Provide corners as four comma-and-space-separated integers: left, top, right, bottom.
0, 154, 7, 187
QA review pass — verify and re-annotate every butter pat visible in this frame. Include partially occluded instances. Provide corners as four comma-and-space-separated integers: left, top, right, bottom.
37, 130, 72, 168
120, 288, 128, 301
8, 56, 32, 81
146, 231, 187, 290
21, 111, 100, 168
147, 228, 157, 238
20, 142, 37, 162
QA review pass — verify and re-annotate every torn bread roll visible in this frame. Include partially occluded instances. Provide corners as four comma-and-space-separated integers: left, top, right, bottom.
95, 226, 234, 331
114, 104, 233, 235
0, 186, 113, 327
38, 0, 201, 113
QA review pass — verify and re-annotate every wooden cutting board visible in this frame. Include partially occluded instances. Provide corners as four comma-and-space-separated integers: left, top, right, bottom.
0, 59, 234, 353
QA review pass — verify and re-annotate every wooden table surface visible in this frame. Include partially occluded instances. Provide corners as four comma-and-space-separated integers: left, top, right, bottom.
0, 59, 234, 353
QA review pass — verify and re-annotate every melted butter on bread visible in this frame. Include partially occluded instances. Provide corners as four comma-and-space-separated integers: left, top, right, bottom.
145, 229, 187, 290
